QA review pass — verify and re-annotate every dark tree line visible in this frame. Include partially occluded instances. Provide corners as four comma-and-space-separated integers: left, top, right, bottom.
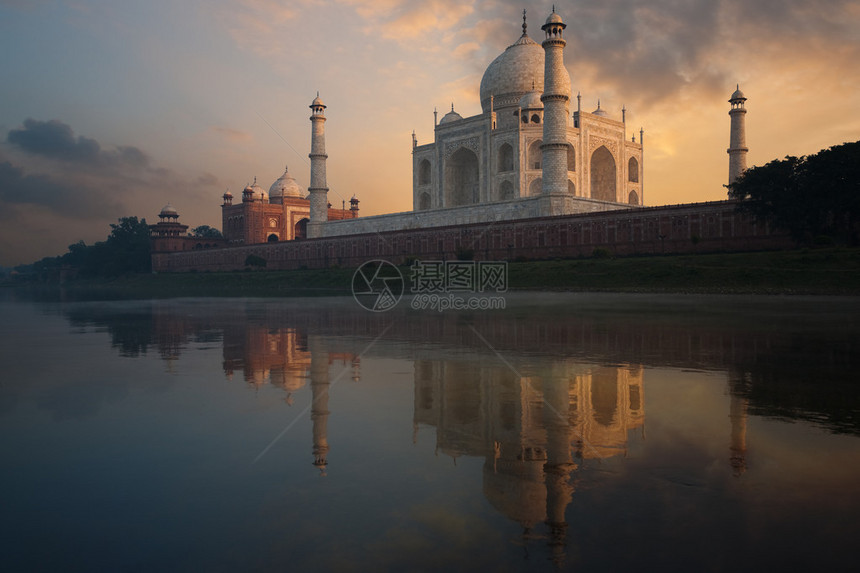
728, 140, 860, 245
20, 216, 152, 278
190, 225, 223, 239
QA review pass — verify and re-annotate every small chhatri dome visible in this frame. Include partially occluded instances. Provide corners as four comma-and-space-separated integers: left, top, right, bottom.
311, 92, 325, 108
545, 8, 564, 26
222, 189, 233, 199
593, 100, 608, 117
159, 203, 178, 218
269, 165, 305, 199
519, 87, 543, 109
730, 84, 746, 102
439, 104, 463, 125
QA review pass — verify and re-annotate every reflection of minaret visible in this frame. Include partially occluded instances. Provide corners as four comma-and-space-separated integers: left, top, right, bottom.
542, 372, 576, 568
309, 336, 330, 476
729, 393, 748, 476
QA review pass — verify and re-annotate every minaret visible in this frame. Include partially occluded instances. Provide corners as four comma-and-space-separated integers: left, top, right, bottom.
309, 336, 330, 476
307, 93, 329, 239
727, 85, 748, 185
640, 127, 645, 204
540, 7, 571, 213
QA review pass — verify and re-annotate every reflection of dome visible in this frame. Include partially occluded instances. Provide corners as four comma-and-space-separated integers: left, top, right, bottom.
479, 16, 570, 113
519, 89, 543, 109
269, 165, 305, 200
482, 457, 547, 527
439, 106, 463, 125
159, 204, 178, 218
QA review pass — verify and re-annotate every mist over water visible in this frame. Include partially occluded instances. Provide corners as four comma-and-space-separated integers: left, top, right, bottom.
1, 292, 858, 572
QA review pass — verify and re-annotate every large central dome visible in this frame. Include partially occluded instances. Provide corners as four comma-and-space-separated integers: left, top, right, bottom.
478, 20, 571, 114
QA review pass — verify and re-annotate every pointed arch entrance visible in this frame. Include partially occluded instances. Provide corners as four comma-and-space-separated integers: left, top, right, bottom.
590, 146, 616, 202
294, 218, 309, 240
445, 147, 479, 207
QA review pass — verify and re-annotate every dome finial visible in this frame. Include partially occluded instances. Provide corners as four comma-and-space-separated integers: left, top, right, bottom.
451, 102, 454, 112
522, 9, 527, 35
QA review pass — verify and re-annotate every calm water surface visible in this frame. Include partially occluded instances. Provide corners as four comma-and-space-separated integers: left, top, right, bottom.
1, 292, 859, 572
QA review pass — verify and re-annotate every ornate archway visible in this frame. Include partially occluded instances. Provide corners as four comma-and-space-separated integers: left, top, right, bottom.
294, 218, 309, 240
445, 147, 479, 207
590, 146, 617, 202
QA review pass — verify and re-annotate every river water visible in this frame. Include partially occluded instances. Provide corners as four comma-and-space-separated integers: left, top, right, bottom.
1, 292, 858, 572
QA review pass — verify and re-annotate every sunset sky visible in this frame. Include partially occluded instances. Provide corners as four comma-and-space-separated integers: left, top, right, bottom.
1, 0, 859, 266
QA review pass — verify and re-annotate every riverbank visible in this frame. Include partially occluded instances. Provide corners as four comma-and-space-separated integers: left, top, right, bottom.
5, 247, 860, 299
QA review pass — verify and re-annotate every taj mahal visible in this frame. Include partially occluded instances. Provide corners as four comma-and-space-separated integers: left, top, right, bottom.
150, 7, 763, 270
411, 9, 643, 213
207, 8, 646, 246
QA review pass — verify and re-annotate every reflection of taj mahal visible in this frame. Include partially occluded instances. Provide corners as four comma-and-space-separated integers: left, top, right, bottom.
412, 360, 644, 565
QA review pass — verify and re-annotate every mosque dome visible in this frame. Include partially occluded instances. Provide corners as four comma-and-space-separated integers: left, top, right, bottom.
592, 101, 608, 117
439, 106, 463, 124
269, 165, 305, 200
311, 94, 325, 108
519, 89, 543, 109
159, 204, 178, 218
244, 178, 267, 202
479, 15, 570, 114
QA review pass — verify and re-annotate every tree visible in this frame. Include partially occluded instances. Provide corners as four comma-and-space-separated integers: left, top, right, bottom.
190, 225, 223, 239
104, 216, 152, 275
728, 141, 860, 245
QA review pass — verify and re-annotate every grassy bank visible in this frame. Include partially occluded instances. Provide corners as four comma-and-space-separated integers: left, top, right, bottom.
507, 248, 860, 294
6, 248, 860, 299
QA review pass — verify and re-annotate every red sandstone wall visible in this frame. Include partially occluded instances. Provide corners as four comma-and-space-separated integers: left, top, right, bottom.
153, 200, 792, 273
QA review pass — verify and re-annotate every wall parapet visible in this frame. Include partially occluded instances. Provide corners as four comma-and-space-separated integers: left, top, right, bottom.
319, 195, 630, 237
153, 200, 790, 273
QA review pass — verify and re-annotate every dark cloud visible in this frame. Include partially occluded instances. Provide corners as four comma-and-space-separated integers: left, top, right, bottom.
7, 118, 152, 170
0, 157, 120, 218
193, 172, 220, 187
483, 0, 860, 106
